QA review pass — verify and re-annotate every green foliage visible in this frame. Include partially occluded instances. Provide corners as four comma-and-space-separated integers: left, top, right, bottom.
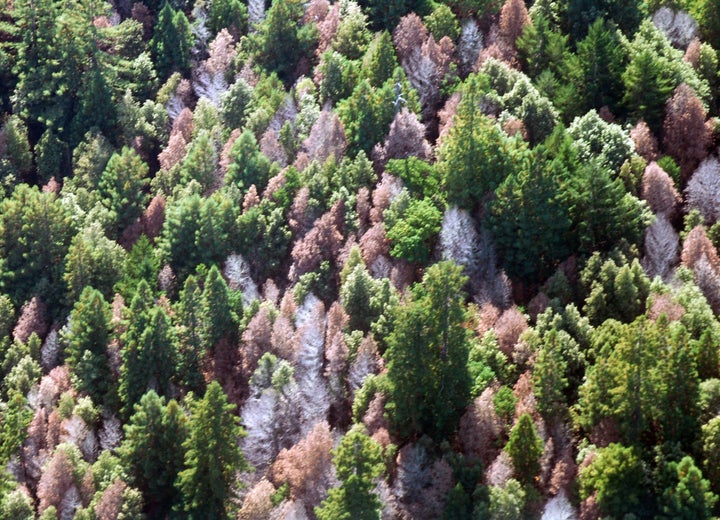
224, 129, 277, 192
176, 381, 249, 519
357, 0, 430, 31
566, 0, 644, 40
236, 200, 293, 281
385, 261, 472, 440
488, 479, 526, 520
98, 146, 150, 236
386, 158, 442, 201
64, 223, 126, 304
437, 75, 522, 210
567, 109, 634, 173
0, 184, 76, 310
504, 413, 542, 486
492, 386, 516, 425
0, 392, 32, 466
119, 391, 187, 516
201, 265, 236, 348
386, 198, 442, 264
337, 78, 396, 157
658, 455, 717, 519
425, 4, 459, 42
221, 79, 253, 129
150, 2, 193, 80
488, 149, 572, 283
248, 0, 318, 85
579, 443, 651, 518
119, 305, 178, 418
315, 425, 385, 520
207, 0, 247, 38
532, 329, 569, 417
702, 416, 720, 494
0, 489, 34, 520
583, 255, 650, 325
622, 19, 709, 133
180, 130, 218, 192
361, 31, 398, 88
63, 287, 114, 407
175, 275, 207, 394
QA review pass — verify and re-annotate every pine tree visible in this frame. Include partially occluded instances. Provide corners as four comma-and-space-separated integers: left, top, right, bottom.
385, 261, 472, 440
119, 391, 187, 517
64, 286, 113, 407
659, 456, 717, 519
315, 426, 385, 520
505, 413, 543, 487
176, 381, 249, 519
224, 129, 274, 192
361, 31, 399, 88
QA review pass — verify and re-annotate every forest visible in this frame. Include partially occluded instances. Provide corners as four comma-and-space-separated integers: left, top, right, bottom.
0, 0, 720, 517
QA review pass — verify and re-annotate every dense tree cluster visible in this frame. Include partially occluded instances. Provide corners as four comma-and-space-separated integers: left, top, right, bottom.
1, 0, 720, 518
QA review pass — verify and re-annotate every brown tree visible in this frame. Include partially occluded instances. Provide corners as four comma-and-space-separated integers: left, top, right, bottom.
641, 161, 680, 217
95, 479, 127, 520
290, 200, 345, 280
499, 0, 530, 54
302, 109, 347, 164
681, 225, 720, 270
663, 83, 711, 179
372, 108, 432, 168
13, 296, 49, 344
630, 120, 659, 162
271, 421, 334, 508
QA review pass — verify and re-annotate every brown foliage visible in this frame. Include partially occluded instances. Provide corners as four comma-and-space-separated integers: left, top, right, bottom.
494, 306, 528, 357
241, 305, 274, 380
681, 225, 720, 270
372, 109, 432, 168
663, 83, 711, 179
208, 337, 243, 407
13, 296, 49, 344
458, 386, 502, 467
304, 0, 330, 26
579, 493, 602, 520
393, 14, 429, 63
238, 479, 275, 520
499, 0, 530, 51
438, 92, 461, 143
513, 370, 538, 420
316, 3, 340, 56
647, 292, 686, 322
359, 223, 390, 276
684, 38, 702, 66
171, 108, 194, 142
370, 172, 402, 224
260, 128, 287, 167
131, 3, 153, 40
219, 128, 242, 178
502, 118, 528, 140
37, 449, 76, 514
141, 194, 166, 240
95, 479, 127, 520
271, 315, 295, 360
303, 109, 347, 164
206, 29, 236, 75
43, 177, 61, 194
290, 200, 345, 280
271, 421, 333, 507
243, 185, 261, 211
641, 161, 680, 217
263, 172, 287, 201
288, 187, 313, 235
158, 132, 187, 171
362, 393, 389, 435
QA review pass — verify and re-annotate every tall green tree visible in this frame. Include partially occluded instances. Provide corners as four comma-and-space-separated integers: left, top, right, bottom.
385, 261, 472, 440
315, 426, 385, 520
487, 150, 572, 283
119, 391, 188, 517
437, 75, 522, 211
176, 381, 249, 519
504, 413, 543, 487
150, 2, 193, 80
658, 456, 717, 520
98, 146, 150, 237
201, 265, 235, 349
63, 286, 114, 407
0, 184, 76, 310
176, 275, 206, 394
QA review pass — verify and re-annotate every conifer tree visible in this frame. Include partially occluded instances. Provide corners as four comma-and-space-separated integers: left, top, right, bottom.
176, 381, 249, 519
201, 265, 235, 349
385, 261, 472, 440
150, 2, 193, 80
99, 147, 150, 237
176, 275, 206, 394
119, 391, 188, 517
64, 286, 113, 407
315, 426, 385, 520
505, 413, 543, 487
